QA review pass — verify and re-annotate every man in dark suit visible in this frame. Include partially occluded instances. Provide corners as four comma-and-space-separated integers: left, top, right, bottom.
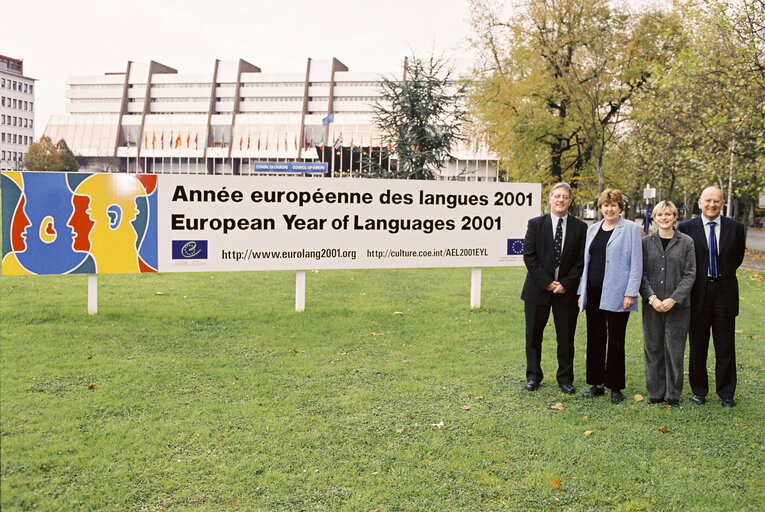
678, 186, 746, 407
521, 183, 587, 394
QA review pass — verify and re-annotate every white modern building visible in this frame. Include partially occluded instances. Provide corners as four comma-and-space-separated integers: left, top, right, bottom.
45, 58, 498, 180
0, 55, 35, 172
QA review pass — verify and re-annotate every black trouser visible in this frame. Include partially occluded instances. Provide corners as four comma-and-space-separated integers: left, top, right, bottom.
524, 300, 578, 385
688, 279, 737, 400
585, 287, 630, 391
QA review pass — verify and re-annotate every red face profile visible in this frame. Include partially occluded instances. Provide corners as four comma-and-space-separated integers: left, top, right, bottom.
10, 195, 31, 252
68, 194, 95, 252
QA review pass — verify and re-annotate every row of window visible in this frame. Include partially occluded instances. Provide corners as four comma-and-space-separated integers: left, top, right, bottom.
1, 96, 33, 111
1, 150, 25, 162
1, 115, 33, 128
1, 77, 32, 94
1, 132, 32, 145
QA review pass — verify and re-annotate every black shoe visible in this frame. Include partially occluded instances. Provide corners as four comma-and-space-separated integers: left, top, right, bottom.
721, 398, 736, 407
691, 395, 706, 405
559, 383, 576, 394
583, 385, 604, 398
648, 397, 664, 404
666, 399, 680, 407
611, 390, 625, 404
525, 379, 540, 391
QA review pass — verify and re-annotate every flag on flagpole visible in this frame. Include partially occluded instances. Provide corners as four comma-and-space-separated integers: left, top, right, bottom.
186, 134, 190, 148
334, 132, 343, 151
239, 137, 243, 150
247, 134, 250, 150
161, 132, 164, 149
322, 113, 334, 126
175, 132, 181, 149
194, 134, 198, 149
144, 133, 148, 148
152, 132, 156, 149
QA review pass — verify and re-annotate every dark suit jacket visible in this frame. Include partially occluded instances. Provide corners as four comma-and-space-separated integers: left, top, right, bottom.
521, 214, 587, 305
677, 216, 746, 317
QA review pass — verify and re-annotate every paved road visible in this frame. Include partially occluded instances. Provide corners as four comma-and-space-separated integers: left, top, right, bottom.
747, 228, 765, 251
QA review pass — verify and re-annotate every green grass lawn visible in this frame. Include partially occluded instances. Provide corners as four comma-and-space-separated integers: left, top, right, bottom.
1, 267, 763, 511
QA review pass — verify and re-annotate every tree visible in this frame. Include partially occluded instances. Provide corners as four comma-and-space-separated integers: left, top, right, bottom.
625, 0, 765, 225
368, 55, 468, 179
24, 136, 62, 171
56, 139, 79, 172
468, 0, 678, 194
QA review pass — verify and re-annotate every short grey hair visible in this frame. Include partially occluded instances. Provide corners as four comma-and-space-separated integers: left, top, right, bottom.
549, 182, 572, 198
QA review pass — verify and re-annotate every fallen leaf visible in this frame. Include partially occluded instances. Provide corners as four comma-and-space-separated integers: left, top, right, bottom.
340, 352, 348, 355
659, 426, 674, 434
395, 428, 405, 434
431, 421, 444, 428
581, 415, 588, 419
370, 332, 383, 336
551, 478, 561, 489
218, 435, 225, 441
584, 430, 594, 436
393, 311, 404, 315
155, 291, 163, 295
554, 497, 561, 503
750, 336, 759, 340
550, 403, 564, 410
474, 396, 484, 400
293, 349, 304, 353
88, 383, 95, 390
371, 471, 378, 475
460, 405, 471, 411
634, 394, 644, 402
371, 509, 381, 512
735, 329, 744, 334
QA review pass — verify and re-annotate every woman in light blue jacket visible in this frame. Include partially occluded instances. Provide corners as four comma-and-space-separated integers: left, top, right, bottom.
577, 189, 642, 404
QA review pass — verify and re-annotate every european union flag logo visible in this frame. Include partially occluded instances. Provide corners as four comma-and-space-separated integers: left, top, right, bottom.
507, 239, 524, 255
172, 240, 208, 260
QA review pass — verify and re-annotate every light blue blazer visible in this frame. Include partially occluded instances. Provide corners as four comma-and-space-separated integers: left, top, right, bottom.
577, 217, 643, 313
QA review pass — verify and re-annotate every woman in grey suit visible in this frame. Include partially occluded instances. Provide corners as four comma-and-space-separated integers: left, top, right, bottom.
640, 200, 696, 406
578, 189, 642, 404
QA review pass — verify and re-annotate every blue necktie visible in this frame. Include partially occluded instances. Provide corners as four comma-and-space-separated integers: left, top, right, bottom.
554, 218, 563, 266
709, 221, 719, 279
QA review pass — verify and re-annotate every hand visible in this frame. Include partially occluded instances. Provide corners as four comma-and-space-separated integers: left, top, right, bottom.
553, 283, 566, 294
623, 296, 635, 310
660, 298, 676, 312
578, 296, 582, 309
652, 298, 665, 312
546, 281, 558, 292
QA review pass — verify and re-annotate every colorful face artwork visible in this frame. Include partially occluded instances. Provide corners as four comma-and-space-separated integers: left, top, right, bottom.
1, 172, 157, 275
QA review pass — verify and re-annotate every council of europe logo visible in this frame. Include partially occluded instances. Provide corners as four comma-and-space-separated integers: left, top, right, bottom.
172, 240, 208, 260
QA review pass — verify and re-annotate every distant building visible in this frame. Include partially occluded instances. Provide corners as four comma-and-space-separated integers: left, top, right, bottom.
45, 58, 498, 180
0, 55, 35, 172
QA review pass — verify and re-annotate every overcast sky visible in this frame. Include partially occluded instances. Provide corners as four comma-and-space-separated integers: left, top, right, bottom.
5, 0, 476, 138
6, 0, 658, 139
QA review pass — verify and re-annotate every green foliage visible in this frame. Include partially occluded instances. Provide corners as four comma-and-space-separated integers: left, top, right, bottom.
1, 268, 764, 510
23, 136, 80, 172
625, 0, 765, 221
55, 139, 79, 172
368, 55, 467, 180
468, 0, 682, 197
23, 136, 63, 171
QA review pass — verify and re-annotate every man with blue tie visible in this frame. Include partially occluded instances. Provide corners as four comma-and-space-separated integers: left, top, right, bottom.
521, 183, 587, 394
678, 186, 746, 407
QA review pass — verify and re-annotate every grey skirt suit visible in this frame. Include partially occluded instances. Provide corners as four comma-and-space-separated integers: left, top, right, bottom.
639, 230, 696, 401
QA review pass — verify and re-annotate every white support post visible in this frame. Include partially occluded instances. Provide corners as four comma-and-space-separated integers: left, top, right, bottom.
296, 270, 306, 312
470, 267, 482, 310
88, 274, 98, 315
